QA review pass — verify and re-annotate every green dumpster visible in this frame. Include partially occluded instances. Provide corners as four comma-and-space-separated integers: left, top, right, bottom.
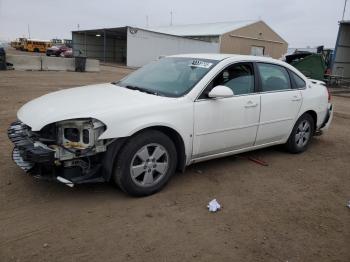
286, 52, 326, 81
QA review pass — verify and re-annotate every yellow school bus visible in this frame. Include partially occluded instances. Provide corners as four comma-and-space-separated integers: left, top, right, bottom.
24, 39, 52, 53
11, 38, 27, 50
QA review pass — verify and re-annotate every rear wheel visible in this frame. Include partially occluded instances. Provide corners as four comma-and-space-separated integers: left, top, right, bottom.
285, 114, 314, 153
113, 130, 177, 196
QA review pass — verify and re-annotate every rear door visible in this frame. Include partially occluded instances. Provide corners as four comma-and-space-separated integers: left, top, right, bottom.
255, 63, 302, 145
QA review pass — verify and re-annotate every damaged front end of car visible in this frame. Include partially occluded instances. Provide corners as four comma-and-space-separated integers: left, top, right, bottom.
8, 118, 112, 186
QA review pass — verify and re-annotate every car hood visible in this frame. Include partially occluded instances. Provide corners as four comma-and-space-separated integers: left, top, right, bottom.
17, 83, 173, 131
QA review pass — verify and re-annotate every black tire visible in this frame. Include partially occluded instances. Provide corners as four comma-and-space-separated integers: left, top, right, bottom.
285, 113, 315, 154
113, 130, 177, 197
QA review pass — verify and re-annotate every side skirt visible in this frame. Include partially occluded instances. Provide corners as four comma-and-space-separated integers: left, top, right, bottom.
189, 140, 285, 165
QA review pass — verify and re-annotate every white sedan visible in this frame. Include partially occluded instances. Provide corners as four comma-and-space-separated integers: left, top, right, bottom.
8, 54, 333, 196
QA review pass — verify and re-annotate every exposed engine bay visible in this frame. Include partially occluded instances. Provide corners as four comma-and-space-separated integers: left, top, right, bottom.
8, 119, 111, 185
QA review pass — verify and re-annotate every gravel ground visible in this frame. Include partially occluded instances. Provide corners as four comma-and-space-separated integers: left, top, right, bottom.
0, 68, 349, 262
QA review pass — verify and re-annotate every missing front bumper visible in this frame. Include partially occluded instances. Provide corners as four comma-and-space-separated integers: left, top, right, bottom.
12, 146, 105, 185
8, 120, 105, 185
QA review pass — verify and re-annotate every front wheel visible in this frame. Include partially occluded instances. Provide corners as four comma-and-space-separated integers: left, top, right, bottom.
285, 114, 315, 153
113, 130, 177, 196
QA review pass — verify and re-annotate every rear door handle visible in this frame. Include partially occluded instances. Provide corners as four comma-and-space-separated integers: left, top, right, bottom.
245, 101, 259, 108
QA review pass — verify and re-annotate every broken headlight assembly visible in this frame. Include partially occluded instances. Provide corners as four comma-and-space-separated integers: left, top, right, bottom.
8, 118, 110, 183
56, 118, 107, 159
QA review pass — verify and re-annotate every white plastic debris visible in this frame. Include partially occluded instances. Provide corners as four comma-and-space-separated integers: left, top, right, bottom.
207, 199, 221, 212
347, 200, 350, 209
56, 176, 74, 188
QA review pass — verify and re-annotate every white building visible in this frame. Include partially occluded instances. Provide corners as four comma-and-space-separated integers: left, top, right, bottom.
72, 20, 287, 67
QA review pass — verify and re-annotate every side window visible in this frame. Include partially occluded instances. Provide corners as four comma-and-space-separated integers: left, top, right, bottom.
257, 63, 291, 92
290, 71, 306, 89
205, 63, 255, 97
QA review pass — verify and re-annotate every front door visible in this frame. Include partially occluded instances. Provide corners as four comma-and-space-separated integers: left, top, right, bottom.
193, 63, 260, 158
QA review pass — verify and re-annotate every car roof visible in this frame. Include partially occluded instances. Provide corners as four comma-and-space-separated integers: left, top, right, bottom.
168, 53, 306, 79
169, 53, 281, 63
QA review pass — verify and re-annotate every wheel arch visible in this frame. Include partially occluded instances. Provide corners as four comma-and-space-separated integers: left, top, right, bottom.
302, 110, 317, 132
285, 110, 317, 153
102, 125, 187, 181
285, 110, 318, 143
144, 126, 187, 173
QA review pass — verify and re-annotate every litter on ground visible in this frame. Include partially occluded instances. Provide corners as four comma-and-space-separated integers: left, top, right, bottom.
207, 199, 221, 212
235, 155, 269, 166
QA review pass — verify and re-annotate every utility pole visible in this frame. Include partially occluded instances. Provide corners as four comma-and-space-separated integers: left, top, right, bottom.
170, 11, 173, 26
77, 24, 80, 30
146, 15, 149, 27
342, 0, 348, 20
27, 24, 31, 39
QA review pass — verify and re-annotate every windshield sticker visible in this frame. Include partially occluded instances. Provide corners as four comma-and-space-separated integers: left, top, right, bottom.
189, 60, 213, 68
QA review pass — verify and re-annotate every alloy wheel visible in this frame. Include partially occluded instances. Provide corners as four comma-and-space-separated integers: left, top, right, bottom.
295, 120, 311, 148
130, 143, 169, 187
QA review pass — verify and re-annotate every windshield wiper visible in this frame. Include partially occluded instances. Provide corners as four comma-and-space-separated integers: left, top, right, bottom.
112, 82, 162, 96
123, 85, 160, 96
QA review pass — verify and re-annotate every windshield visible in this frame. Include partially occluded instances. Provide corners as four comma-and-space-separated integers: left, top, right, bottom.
117, 57, 218, 97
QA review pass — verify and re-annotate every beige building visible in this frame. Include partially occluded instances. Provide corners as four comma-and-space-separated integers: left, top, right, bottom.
147, 20, 288, 59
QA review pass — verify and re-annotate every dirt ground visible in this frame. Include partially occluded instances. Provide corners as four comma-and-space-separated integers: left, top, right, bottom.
0, 68, 349, 262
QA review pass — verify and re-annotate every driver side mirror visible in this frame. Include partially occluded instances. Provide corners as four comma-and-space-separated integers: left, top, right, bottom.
208, 85, 234, 98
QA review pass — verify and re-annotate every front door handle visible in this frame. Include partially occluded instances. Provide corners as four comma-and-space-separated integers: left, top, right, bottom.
245, 101, 258, 108
291, 95, 302, 101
